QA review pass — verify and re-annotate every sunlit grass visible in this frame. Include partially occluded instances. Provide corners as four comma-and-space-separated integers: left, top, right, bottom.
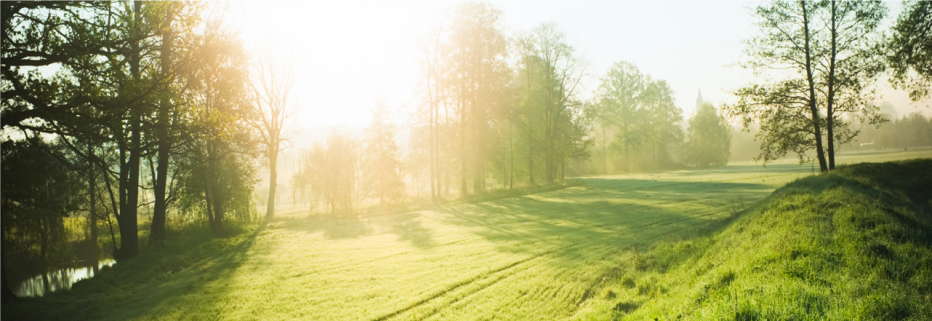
3, 150, 931, 320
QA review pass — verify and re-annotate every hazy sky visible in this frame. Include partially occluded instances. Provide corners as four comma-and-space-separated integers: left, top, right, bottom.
231, 0, 928, 131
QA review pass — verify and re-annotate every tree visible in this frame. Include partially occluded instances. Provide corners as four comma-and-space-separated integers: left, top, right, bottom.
173, 14, 258, 234
528, 23, 589, 182
362, 103, 405, 206
297, 132, 361, 214
641, 80, 684, 167
448, 1, 508, 195
594, 61, 647, 172
1, 138, 81, 300
887, 1, 932, 102
251, 48, 297, 220
728, 0, 886, 171
686, 102, 731, 167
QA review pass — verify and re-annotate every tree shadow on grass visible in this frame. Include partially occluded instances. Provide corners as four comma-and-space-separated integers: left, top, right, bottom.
438, 178, 772, 265
277, 213, 374, 240
274, 210, 435, 249
386, 211, 435, 249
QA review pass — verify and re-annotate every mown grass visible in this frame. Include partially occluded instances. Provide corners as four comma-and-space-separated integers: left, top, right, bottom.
573, 157, 932, 320
3, 150, 931, 320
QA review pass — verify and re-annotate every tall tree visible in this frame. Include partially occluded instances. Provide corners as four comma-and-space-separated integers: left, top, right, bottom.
530, 23, 588, 182
150, 1, 179, 245
685, 102, 731, 168
821, 1, 887, 170
251, 48, 297, 220
729, 1, 887, 170
174, 13, 256, 234
594, 61, 646, 172
362, 103, 405, 206
448, 1, 507, 195
641, 80, 684, 167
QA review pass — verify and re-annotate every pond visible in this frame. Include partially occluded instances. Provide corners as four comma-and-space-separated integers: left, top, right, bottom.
13, 259, 116, 297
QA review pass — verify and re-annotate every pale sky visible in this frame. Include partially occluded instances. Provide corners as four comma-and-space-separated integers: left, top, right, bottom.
229, 0, 929, 132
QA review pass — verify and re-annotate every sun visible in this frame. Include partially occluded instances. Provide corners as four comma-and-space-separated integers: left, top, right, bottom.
227, 0, 447, 130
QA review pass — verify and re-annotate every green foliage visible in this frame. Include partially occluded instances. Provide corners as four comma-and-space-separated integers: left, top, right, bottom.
887, 1, 932, 101
1, 138, 81, 276
593, 61, 684, 172
685, 102, 731, 168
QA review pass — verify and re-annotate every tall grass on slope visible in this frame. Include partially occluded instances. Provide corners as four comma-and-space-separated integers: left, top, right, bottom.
578, 159, 932, 320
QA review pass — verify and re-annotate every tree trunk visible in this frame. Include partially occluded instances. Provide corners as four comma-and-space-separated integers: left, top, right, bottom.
430, 97, 437, 202
826, 0, 838, 170
801, 1, 828, 172
602, 125, 608, 174
116, 0, 143, 259
460, 95, 468, 197
88, 146, 98, 256
624, 123, 630, 172
527, 122, 535, 185
117, 112, 141, 259
151, 6, 174, 244
266, 145, 279, 220
204, 183, 215, 228
1, 227, 17, 303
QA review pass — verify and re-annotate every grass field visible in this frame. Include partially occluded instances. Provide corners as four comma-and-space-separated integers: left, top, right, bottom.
4, 150, 932, 320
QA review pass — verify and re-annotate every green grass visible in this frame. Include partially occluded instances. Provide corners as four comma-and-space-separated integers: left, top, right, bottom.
3, 150, 931, 320
573, 157, 932, 320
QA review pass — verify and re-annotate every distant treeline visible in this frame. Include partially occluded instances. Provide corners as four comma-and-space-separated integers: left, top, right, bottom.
855, 112, 932, 150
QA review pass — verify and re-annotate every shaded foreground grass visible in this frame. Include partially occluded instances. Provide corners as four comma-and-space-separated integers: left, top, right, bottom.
3, 150, 931, 320
574, 158, 932, 320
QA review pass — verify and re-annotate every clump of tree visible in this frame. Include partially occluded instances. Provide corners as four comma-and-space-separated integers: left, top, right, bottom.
295, 132, 361, 214
1, 139, 82, 286
727, 1, 888, 171
1, 1, 261, 288
362, 104, 406, 206
591, 61, 684, 172
414, 5, 592, 201
685, 103, 731, 168
856, 112, 932, 150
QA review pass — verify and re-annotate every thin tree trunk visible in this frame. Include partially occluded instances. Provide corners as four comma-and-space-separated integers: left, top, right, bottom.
509, 125, 514, 189
826, 0, 838, 170
527, 121, 535, 185
460, 94, 468, 197
602, 125, 608, 174
88, 146, 98, 256
801, 1, 828, 172
266, 144, 278, 220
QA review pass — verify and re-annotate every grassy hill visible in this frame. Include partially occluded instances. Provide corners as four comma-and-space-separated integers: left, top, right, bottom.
574, 159, 932, 320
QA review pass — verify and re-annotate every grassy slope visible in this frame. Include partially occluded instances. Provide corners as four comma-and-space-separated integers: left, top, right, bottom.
574, 159, 932, 320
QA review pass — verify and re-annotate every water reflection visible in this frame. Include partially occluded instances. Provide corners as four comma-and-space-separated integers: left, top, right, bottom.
14, 259, 116, 297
